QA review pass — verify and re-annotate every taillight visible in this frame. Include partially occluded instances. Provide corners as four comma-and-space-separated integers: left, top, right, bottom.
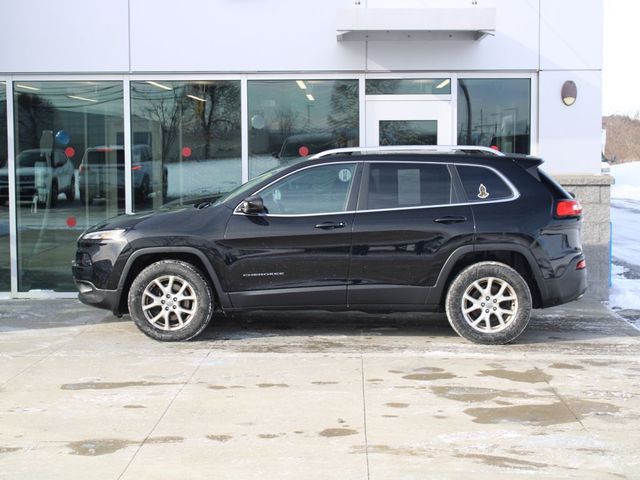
556, 199, 582, 217
131, 165, 142, 171
576, 259, 586, 270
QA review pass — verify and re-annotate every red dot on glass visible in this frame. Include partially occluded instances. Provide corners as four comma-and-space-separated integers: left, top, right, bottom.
490, 145, 500, 151
298, 146, 310, 157
64, 146, 75, 158
182, 146, 192, 158
66, 216, 77, 228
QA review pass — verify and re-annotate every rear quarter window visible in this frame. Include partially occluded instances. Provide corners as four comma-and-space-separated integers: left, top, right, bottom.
456, 165, 514, 202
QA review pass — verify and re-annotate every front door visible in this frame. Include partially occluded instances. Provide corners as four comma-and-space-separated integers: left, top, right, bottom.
223, 162, 361, 308
365, 98, 452, 146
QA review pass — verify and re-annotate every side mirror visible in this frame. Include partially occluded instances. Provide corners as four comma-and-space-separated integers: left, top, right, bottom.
271, 151, 280, 158
240, 195, 265, 214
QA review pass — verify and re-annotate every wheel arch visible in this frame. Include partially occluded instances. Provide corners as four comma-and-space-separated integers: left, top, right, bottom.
429, 244, 545, 309
115, 247, 230, 315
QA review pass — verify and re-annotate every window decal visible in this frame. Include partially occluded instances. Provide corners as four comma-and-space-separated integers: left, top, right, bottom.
478, 184, 489, 199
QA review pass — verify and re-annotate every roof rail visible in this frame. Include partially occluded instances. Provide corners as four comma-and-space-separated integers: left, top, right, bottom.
308, 145, 505, 159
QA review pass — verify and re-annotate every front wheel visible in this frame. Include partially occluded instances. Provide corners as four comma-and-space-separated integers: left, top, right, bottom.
445, 261, 532, 345
128, 260, 214, 341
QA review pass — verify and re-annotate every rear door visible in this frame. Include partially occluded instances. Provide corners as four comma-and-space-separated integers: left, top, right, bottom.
223, 162, 361, 308
348, 160, 475, 306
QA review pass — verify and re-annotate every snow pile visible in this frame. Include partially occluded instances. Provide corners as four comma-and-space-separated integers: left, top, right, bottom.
609, 265, 640, 310
609, 162, 640, 312
611, 161, 640, 201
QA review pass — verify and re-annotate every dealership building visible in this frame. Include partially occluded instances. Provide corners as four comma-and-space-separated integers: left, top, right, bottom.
0, 0, 609, 300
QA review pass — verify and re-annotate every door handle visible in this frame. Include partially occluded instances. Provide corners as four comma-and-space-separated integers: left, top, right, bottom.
434, 215, 467, 224
315, 221, 346, 230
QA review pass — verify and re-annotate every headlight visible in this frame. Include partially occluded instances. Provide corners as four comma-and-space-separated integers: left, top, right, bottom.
81, 229, 126, 241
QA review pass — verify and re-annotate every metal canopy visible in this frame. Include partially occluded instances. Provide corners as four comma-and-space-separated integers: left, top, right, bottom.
336, 7, 497, 42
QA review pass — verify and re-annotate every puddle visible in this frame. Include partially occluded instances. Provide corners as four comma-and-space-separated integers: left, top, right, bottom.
385, 402, 410, 408
478, 369, 551, 383
319, 428, 358, 437
402, 373, 456, 381
0, 447, 20, 454
146, 436, 183, 444
123, 405, 146, 409
312, 381, 338, 385
61, 381, 176, 390
465, 399, 619, 426
207, 435, 232, 442
456, 453, 548, 470
430, 386, 534, 402
258, 434, 281, 439
208, 385, 228, 390
67, 439, 134, 456
257, 383, 289, 388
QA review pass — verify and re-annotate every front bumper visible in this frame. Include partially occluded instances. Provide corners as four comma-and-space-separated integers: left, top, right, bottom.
74, 279, 121, 314
538, 255, 588, 308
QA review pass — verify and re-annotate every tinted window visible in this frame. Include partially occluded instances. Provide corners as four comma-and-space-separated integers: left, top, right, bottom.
366, 163, 452, 210
457, 165, 513, 202
260, 163, 357, 215
457, 78, 531, 154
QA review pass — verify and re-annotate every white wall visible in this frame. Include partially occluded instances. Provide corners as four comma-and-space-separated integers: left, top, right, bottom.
0, 0, 129, 72
0, 0, 604, 174
538, 70, 602, 175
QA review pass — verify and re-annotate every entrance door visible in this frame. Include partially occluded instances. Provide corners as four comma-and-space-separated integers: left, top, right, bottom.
365, 98, 452, 147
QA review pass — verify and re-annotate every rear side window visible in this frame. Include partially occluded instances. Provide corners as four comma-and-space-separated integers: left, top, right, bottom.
456, 165, 514, 202
366, 163, 452, 210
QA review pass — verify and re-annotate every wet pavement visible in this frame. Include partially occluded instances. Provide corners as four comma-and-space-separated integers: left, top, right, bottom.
0, 299, 639, 479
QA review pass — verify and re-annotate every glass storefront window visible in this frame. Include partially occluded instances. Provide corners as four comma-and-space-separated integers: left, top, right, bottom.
248, 79, 359, 178
457, 78, 531, 154
366, 78, 451, 95
14, 81, 124, 291
130, 80, 241, 210
0, 82, 8, 290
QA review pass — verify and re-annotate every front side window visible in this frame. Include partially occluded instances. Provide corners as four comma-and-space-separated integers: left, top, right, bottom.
259, 163, 357, 215
457, 165, 514, 202
366, 163, 452, 210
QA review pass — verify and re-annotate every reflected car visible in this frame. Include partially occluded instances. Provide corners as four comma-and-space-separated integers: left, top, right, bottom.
78, 145, 167, 205
273, 133, 338, 164
0, 149, 75, 207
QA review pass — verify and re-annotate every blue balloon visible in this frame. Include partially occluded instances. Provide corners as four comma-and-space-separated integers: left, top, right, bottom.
55, 130, 70, 146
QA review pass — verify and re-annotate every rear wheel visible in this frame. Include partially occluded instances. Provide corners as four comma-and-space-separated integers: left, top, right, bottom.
128, 260, 214, 341
445, 261, 532, 345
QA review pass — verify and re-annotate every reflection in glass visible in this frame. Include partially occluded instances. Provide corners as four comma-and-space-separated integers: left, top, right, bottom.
248, 80, 359, 178
0, 84, 8, 290
14, 81, 124, 291
379, 120, 437, 146
366, 78, 451, 95
457, 79, 531, 154
130, 80, 241, 210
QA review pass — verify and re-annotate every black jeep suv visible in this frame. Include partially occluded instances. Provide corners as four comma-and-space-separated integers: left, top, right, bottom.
72, 146, 587, 344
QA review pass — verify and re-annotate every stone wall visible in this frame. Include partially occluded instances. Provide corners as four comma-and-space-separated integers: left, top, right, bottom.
555, 174, 613, 301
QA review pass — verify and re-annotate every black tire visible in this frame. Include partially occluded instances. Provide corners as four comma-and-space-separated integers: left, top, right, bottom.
135, 176, 149, 203
445, 261, 532, 345
66, 176, 76, 202
49, 181, 58, 208
127, 260, 214, 341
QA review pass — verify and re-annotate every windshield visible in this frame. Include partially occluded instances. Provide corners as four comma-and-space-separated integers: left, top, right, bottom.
17, 151, 49, 168
214, 165, 289, 205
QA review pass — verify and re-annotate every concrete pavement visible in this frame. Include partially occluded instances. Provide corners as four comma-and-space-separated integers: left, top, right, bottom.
0, 299, 639, 479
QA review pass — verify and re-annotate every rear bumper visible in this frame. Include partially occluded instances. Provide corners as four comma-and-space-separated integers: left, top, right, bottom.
538, 255, 588, 308
75, 279, 121, 315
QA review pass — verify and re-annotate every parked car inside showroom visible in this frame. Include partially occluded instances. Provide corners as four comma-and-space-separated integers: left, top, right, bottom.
78, 145, 167, 205
0, 148, 75, 206
72, 145, 586, 345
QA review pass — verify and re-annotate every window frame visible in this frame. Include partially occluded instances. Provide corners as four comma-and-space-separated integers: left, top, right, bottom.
233, 161, 363, 218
